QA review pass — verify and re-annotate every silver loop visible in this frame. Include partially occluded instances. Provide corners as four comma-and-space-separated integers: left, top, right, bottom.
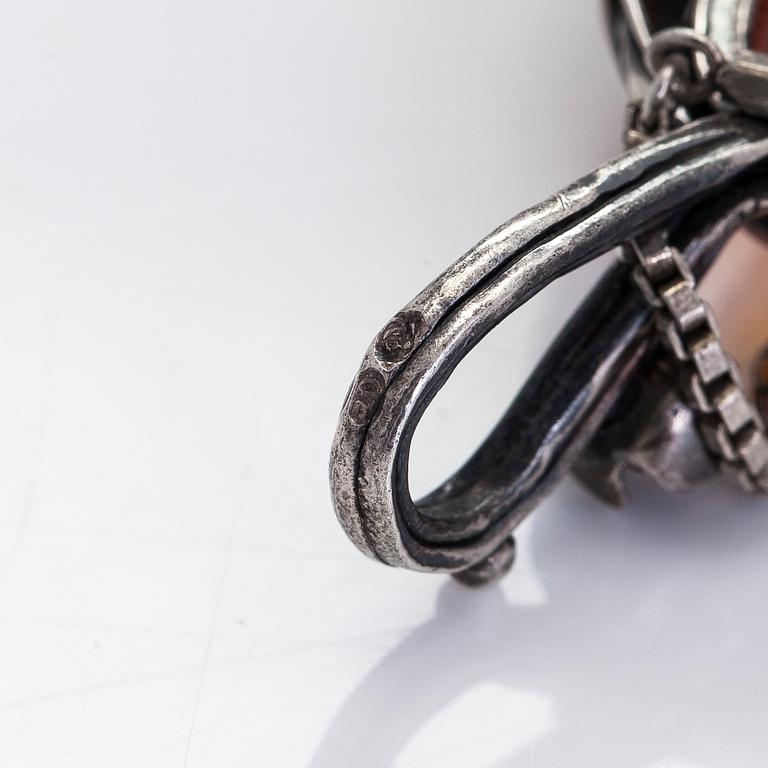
646, 28, 725, 76
645, 27, 726, 105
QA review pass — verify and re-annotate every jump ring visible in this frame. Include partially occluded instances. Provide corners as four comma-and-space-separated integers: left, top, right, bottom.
645, 28, 725, 105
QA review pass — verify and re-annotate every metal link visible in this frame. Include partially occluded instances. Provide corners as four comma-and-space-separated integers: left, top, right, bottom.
689, 333, 730, 383
645, 28, 725, 104
627, 239, 768, 493
637, 61, 685, 137
626, 28, 727, 145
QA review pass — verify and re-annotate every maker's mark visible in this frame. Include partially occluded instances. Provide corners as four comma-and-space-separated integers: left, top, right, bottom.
374, 310, 424, 364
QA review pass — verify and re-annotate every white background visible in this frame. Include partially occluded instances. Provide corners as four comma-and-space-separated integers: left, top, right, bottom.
1, 1, 767, 766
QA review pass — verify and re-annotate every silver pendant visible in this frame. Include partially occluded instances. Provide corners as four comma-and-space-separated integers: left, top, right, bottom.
330, 0, 768, 584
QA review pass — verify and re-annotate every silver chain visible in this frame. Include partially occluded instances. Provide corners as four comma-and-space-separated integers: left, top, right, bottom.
626, 28, 726, 146
625, 238, 768, 493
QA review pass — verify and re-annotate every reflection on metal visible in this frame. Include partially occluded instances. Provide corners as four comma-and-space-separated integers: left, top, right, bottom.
693, 0, 755, 57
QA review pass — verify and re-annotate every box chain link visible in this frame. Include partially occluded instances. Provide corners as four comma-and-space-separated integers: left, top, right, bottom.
625, 240, 768, 492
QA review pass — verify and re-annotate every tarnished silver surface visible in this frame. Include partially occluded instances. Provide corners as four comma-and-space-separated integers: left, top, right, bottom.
606, 0, 758, 83
330, 116, 768, 578
693, 0, 755, 57
609, 0, 768, 119
330, 2, 768, 583
573, 364, 719, 506
604, 0, 692, 99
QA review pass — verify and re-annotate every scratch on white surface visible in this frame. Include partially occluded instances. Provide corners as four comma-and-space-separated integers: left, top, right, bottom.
25, 521, 226, 549
0, 722, 100, 768
0, 664, 202, 712
0, 404, 49, 587
21, 618, 209, 639
180, 562, 233, 767
0, 621, 409, 715
180, 399, 260, 767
